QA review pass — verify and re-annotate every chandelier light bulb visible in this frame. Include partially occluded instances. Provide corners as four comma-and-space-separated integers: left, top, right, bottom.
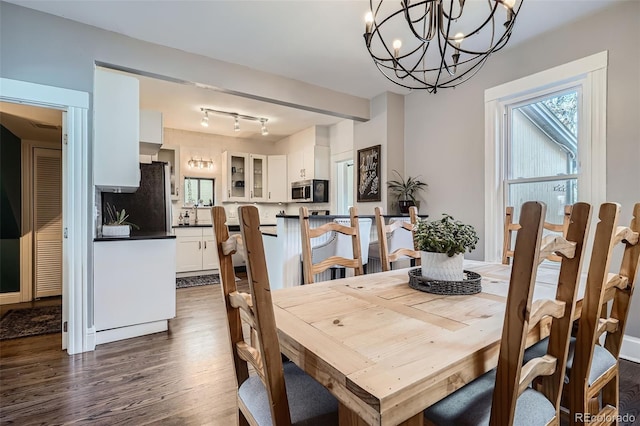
201, 111, 209, 127
260, 120, 269, 136
392, 39, 402, 50
453, 32, 465, 47
502, 0, 516, 9
365, 11, 374, 33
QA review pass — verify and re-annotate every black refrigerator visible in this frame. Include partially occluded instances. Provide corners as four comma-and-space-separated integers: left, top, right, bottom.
102, 161, 172, 234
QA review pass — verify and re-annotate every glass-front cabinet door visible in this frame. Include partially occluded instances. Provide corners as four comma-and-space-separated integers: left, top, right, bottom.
250, 154, 267, 202
223, 152, 249, 201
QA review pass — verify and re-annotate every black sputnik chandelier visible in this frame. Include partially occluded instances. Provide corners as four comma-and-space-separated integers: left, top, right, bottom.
363, 0, 523, 93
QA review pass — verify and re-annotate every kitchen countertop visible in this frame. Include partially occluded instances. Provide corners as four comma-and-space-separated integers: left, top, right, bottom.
173, 224, 277, 232
94, 231, 176, 242
275, 214, 428, 219
261, 226, 278, 237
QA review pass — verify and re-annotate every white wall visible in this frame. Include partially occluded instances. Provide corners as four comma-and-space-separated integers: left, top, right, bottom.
403, 1, 640, 337
354, 92, 405, 216
0, 3, 369, 122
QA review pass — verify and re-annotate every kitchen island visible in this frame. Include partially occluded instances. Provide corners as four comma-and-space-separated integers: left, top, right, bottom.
93, 232, 176, 344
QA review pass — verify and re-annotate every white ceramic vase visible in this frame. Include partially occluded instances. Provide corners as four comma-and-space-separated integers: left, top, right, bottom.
420, 252, 464, 281
102, 224, 130, 237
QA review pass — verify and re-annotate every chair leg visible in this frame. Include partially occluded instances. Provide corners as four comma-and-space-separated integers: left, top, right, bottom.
363, 264, 367, 274
331, 268, 337, 280
601, 372, 619, 415
239, 409, 249, 426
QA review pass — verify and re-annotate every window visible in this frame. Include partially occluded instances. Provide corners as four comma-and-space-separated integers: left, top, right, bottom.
184, 177, 214, 206
484, 52, 607, 262
506, 89, 579, 225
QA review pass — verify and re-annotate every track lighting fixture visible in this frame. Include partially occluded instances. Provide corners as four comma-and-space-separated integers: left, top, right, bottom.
200, 108, 269, 136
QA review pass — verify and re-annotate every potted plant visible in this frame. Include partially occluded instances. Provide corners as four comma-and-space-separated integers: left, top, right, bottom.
387, 170, 428, 214
102, 203, 139, 237
414, 214, 479, 281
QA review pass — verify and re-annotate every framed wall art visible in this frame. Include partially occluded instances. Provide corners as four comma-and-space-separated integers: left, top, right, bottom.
357, 144, 381, 202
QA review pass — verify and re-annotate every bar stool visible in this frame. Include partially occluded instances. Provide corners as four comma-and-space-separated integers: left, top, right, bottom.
300, 206, 366, 284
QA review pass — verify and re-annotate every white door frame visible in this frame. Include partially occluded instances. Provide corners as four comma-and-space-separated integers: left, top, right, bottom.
1, 77, 92, 354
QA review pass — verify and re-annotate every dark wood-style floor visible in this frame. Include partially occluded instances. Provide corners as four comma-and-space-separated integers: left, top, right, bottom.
1, 281, 639, 425
1, 285, 240, 425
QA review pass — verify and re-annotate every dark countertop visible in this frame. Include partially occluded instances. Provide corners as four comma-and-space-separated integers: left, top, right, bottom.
94, 231, 176, 242
276, 214, 428, 219
173, 224, 277, 232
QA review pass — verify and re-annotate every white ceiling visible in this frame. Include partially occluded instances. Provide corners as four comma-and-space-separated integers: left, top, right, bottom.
0, 102, 62, 142
6, 0, 621, 140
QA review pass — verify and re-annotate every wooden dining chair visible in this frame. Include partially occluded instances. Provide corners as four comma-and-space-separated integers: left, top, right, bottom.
299, 206, 364, 284
568, 202, 639, 425
503, 204, 573, 265
522, 203, 639, 425
213, 206, 339, 426
425, 201, 590, 426
373, 206, 421, 272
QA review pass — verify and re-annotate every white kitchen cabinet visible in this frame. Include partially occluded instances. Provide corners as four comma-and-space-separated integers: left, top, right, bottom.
221, 152, 249, 201
287, 146, 330, 198
175, 227, 220, 273
94, 238, 176, 344
249, 154, 267, 202
139, 110, 163, 155
202, 229, 219, 270
267, 155, 288, 202
157, 145, 180, 201
93, 68, 140, 192
221, 151, 270, 202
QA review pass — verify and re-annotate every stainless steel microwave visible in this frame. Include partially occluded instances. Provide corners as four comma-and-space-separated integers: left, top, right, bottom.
291, 179, 329, 203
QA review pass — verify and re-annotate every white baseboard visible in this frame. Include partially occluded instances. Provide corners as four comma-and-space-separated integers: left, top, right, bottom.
0, 292, 21, 305
85, 326, 96, 352
96, 320, 168, 345
620, 335, 640, 363
176, 269, 219, 278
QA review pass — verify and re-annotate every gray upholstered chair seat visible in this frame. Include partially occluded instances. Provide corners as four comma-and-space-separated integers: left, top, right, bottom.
523, 336, 616, 385
424, 369, 556, 426
238, 361, 338, 425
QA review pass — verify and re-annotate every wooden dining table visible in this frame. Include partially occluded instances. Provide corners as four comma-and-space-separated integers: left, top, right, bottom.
271, 260, 582, 426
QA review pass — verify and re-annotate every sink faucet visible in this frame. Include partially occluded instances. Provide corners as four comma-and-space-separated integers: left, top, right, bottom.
193, 205, 199, 225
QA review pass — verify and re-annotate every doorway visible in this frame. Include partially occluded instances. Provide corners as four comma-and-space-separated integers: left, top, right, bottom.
0, 102, 63, 345
336, 159, 354, 215
1, 77, 90, 354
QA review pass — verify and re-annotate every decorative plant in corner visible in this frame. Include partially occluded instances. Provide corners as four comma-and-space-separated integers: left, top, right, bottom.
103, 203, 139, 237
387, 170, 428, 214
414, 214, 479, 281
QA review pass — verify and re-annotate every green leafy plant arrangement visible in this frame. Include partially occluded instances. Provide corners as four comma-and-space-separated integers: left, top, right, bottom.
386, 170, 428, 203
105, 203, 139, 230
414, 214, 478, 257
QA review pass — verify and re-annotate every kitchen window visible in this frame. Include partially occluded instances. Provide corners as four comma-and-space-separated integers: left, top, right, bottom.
184, 177, 214, 206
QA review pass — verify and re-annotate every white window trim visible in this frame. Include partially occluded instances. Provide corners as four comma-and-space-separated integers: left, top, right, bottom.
1, 77, 92, 354
484, 52, 607, 262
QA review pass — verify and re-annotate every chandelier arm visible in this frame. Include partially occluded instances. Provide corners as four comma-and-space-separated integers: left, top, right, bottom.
401, 0, 440, 42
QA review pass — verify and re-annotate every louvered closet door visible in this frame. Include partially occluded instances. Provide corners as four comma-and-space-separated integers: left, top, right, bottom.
34, 148, 62, 298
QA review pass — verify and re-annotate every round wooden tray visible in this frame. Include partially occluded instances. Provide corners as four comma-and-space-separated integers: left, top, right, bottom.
408, 268, 482, 295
